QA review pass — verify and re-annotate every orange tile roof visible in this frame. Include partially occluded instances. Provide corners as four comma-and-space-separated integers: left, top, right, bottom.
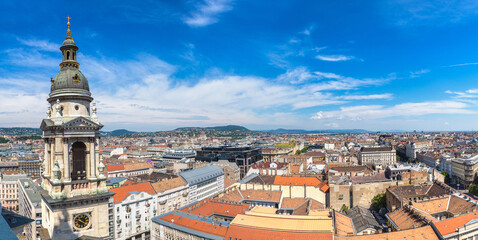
386, 207, 430, 230
334, 211, 355, 236
273, 175, 322, 186
434, 211, 478, 237
106, 164, 124, 172
123, 162, 152, 171
336, 226, 439, 240
281, 198, 308, 209
411, 197, 449, 214
109, 182, 155, 203
151, 177, 187, 193
241, 189, 282, 202
181, 199, 250, 218
216, 188, 243, 202
224, 177, 233, 188
160, 213, 228, 237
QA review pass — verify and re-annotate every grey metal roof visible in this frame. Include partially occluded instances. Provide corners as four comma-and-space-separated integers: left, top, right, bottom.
19, 178, 42, 206
179, 165, 224, 185
51, 68, 89, 92
345, 206, 381, 233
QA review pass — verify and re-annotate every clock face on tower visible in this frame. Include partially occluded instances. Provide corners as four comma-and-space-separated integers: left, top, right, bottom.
74, 214, 90, 229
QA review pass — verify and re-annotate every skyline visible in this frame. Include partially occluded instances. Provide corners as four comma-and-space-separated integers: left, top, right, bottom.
1, 1, 478, 131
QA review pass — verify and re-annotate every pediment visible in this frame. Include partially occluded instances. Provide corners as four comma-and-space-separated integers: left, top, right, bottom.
62, 117, 102, 129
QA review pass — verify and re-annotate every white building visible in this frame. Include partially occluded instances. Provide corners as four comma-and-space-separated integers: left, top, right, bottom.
179, 165, 224, 203
358, 146, 396, 166
18, 178, 42, 240
406, 141, 430, 160
151, 177, 189, 215
0, 172, 27, 212
109, 182, 157, 240
439, 154, 453, 176
110, 147, 125, 156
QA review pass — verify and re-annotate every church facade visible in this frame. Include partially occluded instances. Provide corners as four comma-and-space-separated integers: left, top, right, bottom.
40, 18, 114, 239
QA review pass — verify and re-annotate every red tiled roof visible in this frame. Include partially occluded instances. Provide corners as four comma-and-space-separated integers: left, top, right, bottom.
106, 164, 124, 172
273, 175, 322, 186
434, 211, 478, 237
161, 213, 228, 237
181, 199, 250, 218
109, 182, 155, 203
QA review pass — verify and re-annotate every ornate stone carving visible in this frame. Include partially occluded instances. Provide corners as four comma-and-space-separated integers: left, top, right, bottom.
54, 99, 63, 125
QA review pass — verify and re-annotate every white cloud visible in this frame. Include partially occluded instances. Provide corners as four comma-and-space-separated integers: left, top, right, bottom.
342, 94, 393, 100
325, 122, 339, 128
183, 0, 233, 27
311, 100, 475, 121
410, 69, 430, 78
446, 88, 478, 98
381, 0, 478, 26
316, 54, 354, 62
276, 66, 314, 84
16, 37, 60, 52
446, 62, 478, 67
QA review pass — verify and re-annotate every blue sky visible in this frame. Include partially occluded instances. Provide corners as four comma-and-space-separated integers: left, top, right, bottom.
1, 0, 478, 131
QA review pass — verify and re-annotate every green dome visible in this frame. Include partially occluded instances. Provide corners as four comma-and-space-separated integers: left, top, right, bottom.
51, 68, 89, 92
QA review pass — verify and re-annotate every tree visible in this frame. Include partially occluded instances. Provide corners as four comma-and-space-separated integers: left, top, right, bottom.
441, 171, 451, 184
371, 193, 386, 211
340, 204, 349, 212
469, 184, 478, 196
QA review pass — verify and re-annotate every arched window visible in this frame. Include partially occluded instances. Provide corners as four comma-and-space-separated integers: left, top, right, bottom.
71, 141, 87, 180
67, 51, 70, 60
72, 52, 75, 60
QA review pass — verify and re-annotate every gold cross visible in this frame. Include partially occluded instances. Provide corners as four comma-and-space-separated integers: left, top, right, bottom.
66, 16, 71, 22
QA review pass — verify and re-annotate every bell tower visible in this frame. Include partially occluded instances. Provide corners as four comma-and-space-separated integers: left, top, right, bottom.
40, 17, 114, 239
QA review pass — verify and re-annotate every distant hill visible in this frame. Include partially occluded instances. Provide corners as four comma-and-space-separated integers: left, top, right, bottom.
175, 125, 250, 132
0, 127, 41, 135
109, 129, 137, 136
262, 128, 373, 134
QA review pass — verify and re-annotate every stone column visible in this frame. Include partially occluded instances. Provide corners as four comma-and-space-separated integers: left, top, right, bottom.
64, 139, 71, 181
50, 137, 55, 178
85, 139, 91, 179
44, 139, 50, 177
90, 140, 96, 179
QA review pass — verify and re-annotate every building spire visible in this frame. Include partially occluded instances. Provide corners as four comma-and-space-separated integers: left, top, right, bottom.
66, 16, 72, 39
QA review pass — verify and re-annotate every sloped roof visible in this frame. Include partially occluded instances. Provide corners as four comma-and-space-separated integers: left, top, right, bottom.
385, 206, 431, 230
123, 162, 152, 171
181, 199, 250, 218
345, 206, 381, 233
273, 175, 322, 186
109, 182, 155, 203
434, 211, 478, 237
151, 177, 187, 193
334, 211, 355, 236
179, 165, 224, 185
106, 164, 123, 172
336, 226, 439, 240
155, 212, 228, 239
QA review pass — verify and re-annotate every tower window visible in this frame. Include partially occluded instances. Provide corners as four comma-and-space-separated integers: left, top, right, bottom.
71, 142, 87, 180
73, 52, 75, 60
67, 51, 70, 60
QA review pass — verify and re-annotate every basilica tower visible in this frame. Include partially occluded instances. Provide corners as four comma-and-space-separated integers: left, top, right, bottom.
40, 18, 114, 239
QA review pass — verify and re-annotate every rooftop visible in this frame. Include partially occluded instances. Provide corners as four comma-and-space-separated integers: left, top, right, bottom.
109, 182, 155, 203
179, 165, 224, 185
